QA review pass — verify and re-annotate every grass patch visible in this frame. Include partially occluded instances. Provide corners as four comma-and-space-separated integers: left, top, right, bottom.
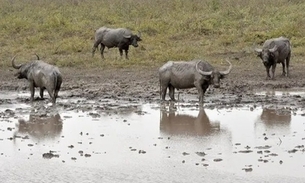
1, 0, 304, 68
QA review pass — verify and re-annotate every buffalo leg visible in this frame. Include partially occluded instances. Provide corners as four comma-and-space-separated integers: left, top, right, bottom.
54, 88, 60, 100
40, 88, 44, 99
119, 48, 123, 58
196, 85, 206, 103
265, 65, 271, 79
92, 41, 100, 57
168, 85, 175, 101
196, 88, 204, 103
281, 62, 286, 76
271, 64, 276, 79
47, 89, 56, 104
29, 82, 35, 102
100, 44, 105, 59
286, 53, 291, 77
124, 49, 129, 60
195, 82, 208, 103
54, 85, 60, 101
160, 84, 167, 101
55, 75, 62, 99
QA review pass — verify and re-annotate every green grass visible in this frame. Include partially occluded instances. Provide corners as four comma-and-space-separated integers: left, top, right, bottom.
1, 0, 304, 68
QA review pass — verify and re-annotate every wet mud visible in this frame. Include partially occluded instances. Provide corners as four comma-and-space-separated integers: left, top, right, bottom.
1, 62, 305, 182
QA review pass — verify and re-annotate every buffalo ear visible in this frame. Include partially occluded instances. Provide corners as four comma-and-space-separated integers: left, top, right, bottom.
254, 48, 262, 59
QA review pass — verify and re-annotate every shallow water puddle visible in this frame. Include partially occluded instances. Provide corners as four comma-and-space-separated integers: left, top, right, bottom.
1, 91, 305, 182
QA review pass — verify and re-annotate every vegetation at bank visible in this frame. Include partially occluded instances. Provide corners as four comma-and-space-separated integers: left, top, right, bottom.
0, 0, 304, 68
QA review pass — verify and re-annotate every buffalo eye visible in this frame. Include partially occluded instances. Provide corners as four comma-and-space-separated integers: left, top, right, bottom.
268, 51, 275, 58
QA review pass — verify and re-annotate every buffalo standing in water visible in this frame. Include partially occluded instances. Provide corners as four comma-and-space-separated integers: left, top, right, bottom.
255, 37, 291, 79
92, 27, 142, 59
159, 59, 232, 103
11, 55, 62, 104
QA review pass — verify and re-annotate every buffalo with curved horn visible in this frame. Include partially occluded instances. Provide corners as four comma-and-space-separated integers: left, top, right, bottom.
159, 59, 232, 103
11, 55, 62, 104
254, 36, 291, 79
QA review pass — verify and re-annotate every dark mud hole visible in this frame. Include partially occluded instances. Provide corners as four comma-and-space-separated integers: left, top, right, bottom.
1, 61, 305, 182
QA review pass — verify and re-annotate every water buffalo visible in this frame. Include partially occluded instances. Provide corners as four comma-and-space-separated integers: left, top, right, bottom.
159, 59, 232, 103
92, 27, 142, 59
255, 37, 291, 79
11, 55, 62, 104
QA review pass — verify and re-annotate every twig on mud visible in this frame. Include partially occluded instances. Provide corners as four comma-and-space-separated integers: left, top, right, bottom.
278, 138, 282, 146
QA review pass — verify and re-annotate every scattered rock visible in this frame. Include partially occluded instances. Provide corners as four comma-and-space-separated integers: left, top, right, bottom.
239, 150, 253, 153
195, 152, 206, 157
84, 154, 91, 157
213, 158, 223, 162
42, 151, 59, 159
242, 168, 253, 172
288, 149, 298, 153
138, 150, 146, 154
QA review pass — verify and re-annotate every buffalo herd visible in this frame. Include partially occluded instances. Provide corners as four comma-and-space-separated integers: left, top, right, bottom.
11, 27, 291, 104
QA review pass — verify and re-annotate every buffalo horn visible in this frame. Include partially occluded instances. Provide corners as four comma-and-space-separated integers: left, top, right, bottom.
123, 35, 131, 38
196, 61, 212, 76
269, 45, 278, 53
34, 53, 40, 60
219, 59, 232, 75
11, 56, 22, 69
254, 48, 262, 54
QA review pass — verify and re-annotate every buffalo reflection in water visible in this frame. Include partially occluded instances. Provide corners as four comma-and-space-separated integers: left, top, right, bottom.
160, 107, 221, 136
260, 108, 291, 128
16, 113, 63, 140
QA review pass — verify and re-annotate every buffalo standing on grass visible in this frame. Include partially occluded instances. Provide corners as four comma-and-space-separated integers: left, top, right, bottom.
92, 27, 142, 59
11, 55, 62, 104
255, 37, 291, 79
159, 59, 232, 103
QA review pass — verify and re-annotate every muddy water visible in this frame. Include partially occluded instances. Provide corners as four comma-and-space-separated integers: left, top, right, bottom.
1, 92, 305, 182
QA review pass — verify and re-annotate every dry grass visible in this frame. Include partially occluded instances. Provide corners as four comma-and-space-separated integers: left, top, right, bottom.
0, 0, 304, 68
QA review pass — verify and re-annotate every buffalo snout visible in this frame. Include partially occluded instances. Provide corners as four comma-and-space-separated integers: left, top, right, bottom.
213, 84, 220, 88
